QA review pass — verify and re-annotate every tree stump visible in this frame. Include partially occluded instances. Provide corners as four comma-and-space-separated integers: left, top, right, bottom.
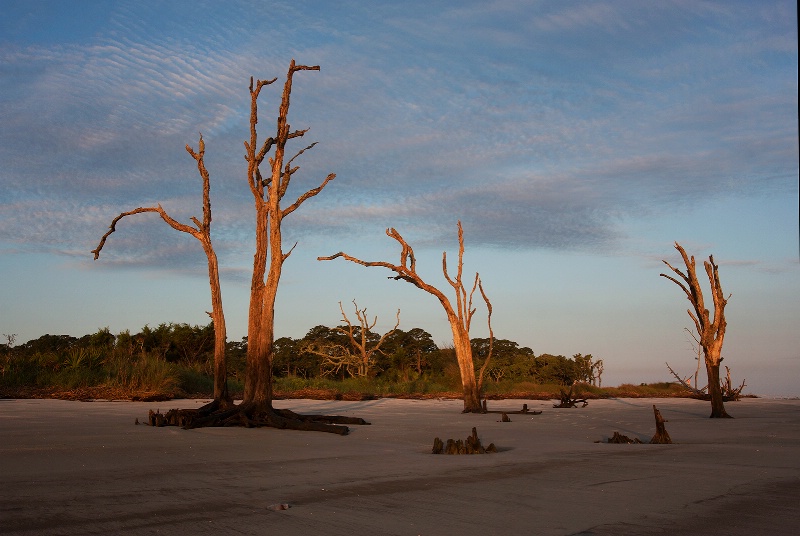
608, 431, 643, 444
649, 405, 672, 444
605, 406, 673, 444
432, 427, 497, 454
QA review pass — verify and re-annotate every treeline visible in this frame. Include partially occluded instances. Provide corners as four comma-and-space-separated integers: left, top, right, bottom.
1, 322, 603, 395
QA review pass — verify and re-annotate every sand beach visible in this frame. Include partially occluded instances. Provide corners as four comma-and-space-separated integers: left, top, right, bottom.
1, 397, 798, 535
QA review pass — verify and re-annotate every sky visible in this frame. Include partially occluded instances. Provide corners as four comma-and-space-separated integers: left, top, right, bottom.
1, 1, 797, 396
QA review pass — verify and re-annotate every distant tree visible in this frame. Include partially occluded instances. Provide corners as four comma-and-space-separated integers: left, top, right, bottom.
93, 135, 229, 403
320, 221, 494, 413
334, 300, 400, 377
661, 242, 732, 418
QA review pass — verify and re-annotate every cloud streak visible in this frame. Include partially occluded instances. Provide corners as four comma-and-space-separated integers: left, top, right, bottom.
0, 0, 796, 269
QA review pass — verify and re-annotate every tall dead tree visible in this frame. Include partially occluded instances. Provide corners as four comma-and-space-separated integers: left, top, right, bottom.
319, 221, 493, 413
661, 242, 732, 418
92, 135, 230, 403
242, 60, 335, 411
98, 62, 368, 434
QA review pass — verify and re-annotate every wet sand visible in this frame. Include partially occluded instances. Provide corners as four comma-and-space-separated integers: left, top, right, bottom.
1, 397, 798, 535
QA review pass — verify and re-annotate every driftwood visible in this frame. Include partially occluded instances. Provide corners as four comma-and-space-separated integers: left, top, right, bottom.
553, 386, 588, 408
482, 401, 542, 415
432, 427, 497, 454
667, 362, 745, 402
721, 366, 746, 401
605, 405, 673, 444
147, 401, 369, 435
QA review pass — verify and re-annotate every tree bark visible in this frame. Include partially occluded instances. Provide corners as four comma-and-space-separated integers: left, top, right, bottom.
650, 405, 672, 444
706, 360, 731, 418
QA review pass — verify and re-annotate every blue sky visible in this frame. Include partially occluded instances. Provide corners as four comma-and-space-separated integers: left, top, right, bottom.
1, 1, 797, 395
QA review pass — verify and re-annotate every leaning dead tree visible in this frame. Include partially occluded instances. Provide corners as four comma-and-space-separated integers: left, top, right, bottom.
661, 242, 732, 418
92, 135, 230, 403
319, 221, 493, 413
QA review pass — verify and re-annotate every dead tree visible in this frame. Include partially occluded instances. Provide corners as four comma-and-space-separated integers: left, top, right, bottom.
721, 366, 746, 401
553, 385, 588, 408
319, 222, 493, 413
243, 61, 332, 409
661, 242, 732, 418
685, 327, 704, 389
337, 300, 400, 377
101, 62, 367, 433
231, 60, 367, 433
666, 361, 707, 398
92, 135, 230, 404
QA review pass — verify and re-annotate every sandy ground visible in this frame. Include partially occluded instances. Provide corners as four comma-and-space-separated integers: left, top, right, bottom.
1, 397, 798, 536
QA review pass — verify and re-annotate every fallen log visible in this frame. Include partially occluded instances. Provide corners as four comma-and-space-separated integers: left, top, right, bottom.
147, 402, 369, 435
482, 401, 542, 415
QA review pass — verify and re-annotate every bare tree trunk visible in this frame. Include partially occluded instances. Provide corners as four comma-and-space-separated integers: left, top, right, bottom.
203, 241, 228, 401
451, 321, 482, 412
706, 359, 730, 418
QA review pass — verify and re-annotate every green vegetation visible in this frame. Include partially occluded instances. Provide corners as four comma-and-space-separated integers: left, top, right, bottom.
1, 323, 687, 400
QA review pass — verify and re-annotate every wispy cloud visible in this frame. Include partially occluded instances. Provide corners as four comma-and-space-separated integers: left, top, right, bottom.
0, 0, 796, 275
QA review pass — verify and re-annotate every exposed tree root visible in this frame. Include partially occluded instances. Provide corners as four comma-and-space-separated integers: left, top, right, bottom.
604, 405, 673, 445
147, 400, 370, 435
607, 432, 643, 444
432, 427, 497, 454
650, 405, 672, 444
553, 386, 588, 408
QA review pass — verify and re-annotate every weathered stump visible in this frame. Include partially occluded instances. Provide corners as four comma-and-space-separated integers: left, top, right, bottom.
608, 431, 643, 444
649, 405, 672, 444
605, 405, 673, 444
432, 427, 497, 454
